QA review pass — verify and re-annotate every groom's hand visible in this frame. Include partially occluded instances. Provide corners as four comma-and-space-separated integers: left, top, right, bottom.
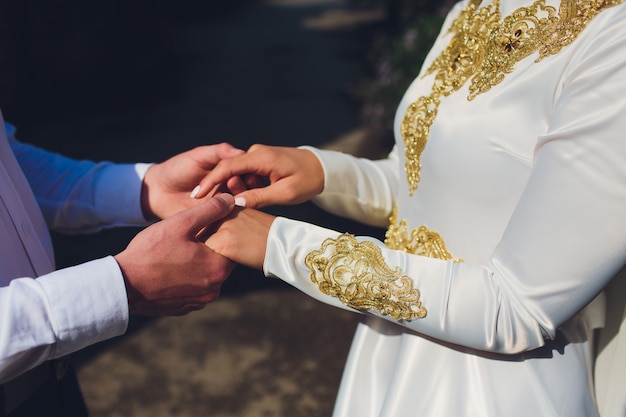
115, 193, 236, 316
141, 143, 245, 220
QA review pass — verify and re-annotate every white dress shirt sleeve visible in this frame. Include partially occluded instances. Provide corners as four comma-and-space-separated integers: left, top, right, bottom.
0, 257, 129, 383
0, 129, 151, 383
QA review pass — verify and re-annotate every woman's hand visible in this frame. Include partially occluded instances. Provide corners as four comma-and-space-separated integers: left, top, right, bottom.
191, 144, 325, 209
204, 207, 276, 271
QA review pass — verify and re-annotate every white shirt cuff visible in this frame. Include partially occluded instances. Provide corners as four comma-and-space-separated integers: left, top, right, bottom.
37, 256, 129, 358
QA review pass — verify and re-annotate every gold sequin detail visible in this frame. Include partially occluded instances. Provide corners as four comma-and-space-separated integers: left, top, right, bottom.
385, 208, 463, 262
402, 0, 623, 195
305, 234, 427, 321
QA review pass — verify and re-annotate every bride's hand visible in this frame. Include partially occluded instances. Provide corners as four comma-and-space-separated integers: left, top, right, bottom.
204, 207, 276, 270
191, 144, 324, 209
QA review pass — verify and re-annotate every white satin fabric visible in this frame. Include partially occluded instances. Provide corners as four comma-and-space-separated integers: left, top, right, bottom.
263, 0, 626, 415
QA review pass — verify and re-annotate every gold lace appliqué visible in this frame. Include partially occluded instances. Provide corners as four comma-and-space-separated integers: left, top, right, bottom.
385, 208, 462, 262
402, 0, 623, 195
305, 234, 427, 321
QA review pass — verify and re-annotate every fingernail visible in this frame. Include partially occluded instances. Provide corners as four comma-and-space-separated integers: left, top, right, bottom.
214, 193, 234, 205
190, 185, 201, 199
234, 196, 247, 207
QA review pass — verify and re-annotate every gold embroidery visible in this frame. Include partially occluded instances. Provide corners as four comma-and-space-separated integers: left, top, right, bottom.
385, 207, 463, 262
402, 0, 623, 195
305, 234, 427, 320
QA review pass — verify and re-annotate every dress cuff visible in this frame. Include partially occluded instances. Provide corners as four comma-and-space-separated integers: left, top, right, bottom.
263, 216, 354, 311
37, 256, 129, 358
298, 146, 346, 197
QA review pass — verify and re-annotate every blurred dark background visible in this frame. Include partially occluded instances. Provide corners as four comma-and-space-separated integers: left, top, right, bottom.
0, 0, 392, 277
0, 1, 452, 415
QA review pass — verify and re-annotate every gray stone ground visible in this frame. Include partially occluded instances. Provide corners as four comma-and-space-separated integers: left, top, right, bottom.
9, 0, 395, 416
76, 291, 360, 417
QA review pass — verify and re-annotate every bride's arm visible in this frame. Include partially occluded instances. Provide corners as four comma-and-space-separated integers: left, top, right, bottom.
303, 145, 399, 228
192, 144, 398, 227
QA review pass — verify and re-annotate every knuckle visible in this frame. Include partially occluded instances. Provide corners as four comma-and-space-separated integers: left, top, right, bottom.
191, 145, 205, 153
214, 142, 230, 150
248, 143, 263, 152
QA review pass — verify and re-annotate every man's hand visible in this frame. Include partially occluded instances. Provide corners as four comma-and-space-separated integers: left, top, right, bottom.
141, 143, 245, 220
115, 193, 236, 316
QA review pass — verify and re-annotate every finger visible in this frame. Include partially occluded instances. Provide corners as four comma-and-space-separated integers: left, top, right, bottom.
231, 182, 292, 209
190, 143, 246, 169
193, 153, 272, 199
173, 193, 235, 238
225, 174, 265, 196
212, 143, 246, 159
226, 175, 248, 195
243, 174, 265, 189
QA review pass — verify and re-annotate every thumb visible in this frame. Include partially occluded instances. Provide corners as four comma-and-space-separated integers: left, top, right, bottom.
173, 193, 235, 238
233, 187, 273, 209
235, 180, 302, 209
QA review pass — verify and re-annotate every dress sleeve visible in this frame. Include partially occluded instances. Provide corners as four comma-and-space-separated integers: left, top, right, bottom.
302, 146, 399, 228
263, 8, 626, 354
0, 257, 129, 384
9, 138, 151, 233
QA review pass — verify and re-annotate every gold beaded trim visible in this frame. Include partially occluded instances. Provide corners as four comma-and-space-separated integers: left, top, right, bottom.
305, 233, 427, 320
385, 207, 463, 262
402, 0, 623, 195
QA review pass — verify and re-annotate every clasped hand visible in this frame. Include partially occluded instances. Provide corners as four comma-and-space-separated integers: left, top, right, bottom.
191, 144, 325, 209
114, 143, 323, 316
195, 144, 325, 270
114, 143, 245, 316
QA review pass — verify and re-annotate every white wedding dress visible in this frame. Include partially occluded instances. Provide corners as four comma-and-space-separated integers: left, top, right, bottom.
262, 0, 626, 415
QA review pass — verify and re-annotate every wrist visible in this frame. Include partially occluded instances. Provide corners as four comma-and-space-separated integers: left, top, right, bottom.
297, 146, 325, 195
140, 165, 159, 221
114, 252, 143, 315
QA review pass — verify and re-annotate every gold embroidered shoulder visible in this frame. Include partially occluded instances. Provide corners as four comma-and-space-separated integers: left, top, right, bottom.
401, 0, 623, 195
